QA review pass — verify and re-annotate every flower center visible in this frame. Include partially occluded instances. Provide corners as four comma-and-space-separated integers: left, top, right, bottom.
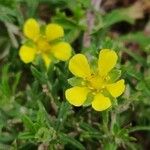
86, 74, 110, 92
36, 37, 51, 53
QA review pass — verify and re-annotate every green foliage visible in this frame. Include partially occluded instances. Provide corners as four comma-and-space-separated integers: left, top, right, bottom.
0, 0, 150, 149
0, 64, 21, 107
120, 32, 150, 52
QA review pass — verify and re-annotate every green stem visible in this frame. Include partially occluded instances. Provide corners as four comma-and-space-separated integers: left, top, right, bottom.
110, 110, 117, 134
47, 81, 58, 114
102, 111, 109, 135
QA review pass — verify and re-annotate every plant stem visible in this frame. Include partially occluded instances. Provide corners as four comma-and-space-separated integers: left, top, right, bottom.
102, 111, 109, 135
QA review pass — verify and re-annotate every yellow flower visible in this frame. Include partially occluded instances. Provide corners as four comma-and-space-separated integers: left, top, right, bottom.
19, 18, 72, 68
65, 49, 125, 111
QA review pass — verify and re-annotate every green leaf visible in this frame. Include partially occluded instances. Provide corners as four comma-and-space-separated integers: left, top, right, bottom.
68, 77, 83, 86
79, 122, 99, 132
122, 62, 143, 80
52, 12, 78, 29
0, 4, 17, 22
123, 48, 147, 67
37, 101, 53, 128
103, 143, 117, 150
12, 72, 21, 95
103, 8, 134, 28
21, 115, 36, 133
94, 6, 136, 34
0, 64, 11, 98
64, 29, 81, 43
59, 133, 85, 150
18, 132, 35, 140
83, 93, 94, 107
80, 131, 102, 139
108, 69, 121, 83
112, 123, 120, 135
120, 32, 150, 51
128, 126, 150, 133
55, 102, 71, 131
25, 0, 40, 17
136, 81, 150, 96
0, 0, 17, 8
31, 66, 47, 84
37, 103, 47, 127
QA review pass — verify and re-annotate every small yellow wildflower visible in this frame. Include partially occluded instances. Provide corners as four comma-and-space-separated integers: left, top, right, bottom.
65, 49, 125, 111
19, 18, 72, 68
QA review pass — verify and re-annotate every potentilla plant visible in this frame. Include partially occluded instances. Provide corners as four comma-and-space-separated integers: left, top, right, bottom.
1, 0, 150, 149
19, 19, 125, 111
17, 17, 126, 149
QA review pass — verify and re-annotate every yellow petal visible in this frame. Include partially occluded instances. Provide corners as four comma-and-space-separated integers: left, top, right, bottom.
65, 86, 89, 106
46, 23, 64, 41
42, 54, 51, 69
92, 93, 111, 111
19, 45, 36, 63
23, 18, 40, 41
51, 42, 72, 61
98, 49, 118, 76
106, 79, 125, 98
69, 54, 91, 78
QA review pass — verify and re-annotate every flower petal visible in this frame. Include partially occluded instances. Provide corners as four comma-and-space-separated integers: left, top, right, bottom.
69, 54, 91, 78
42, 54, 51, 69
98, 49, 118, 76
51, 42, 72, 61
65, 86, 89, 106
23, 18, 40, 41
92, 93, 111, 111
46, 23, 64, 41
106, 79, 125, 98
19, 45, 36, 63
